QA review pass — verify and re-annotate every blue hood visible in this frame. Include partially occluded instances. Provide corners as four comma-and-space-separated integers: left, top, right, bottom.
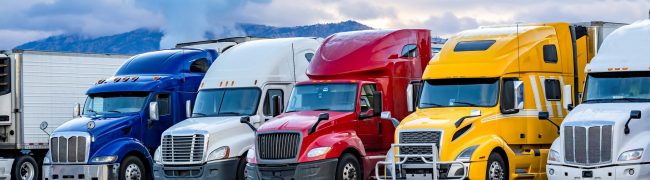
54, 114, 140, 139
86, 75, 182, 94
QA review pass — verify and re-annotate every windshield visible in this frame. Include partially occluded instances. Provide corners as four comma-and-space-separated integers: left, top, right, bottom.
584, 72, 650, 103
419, 78, 499, 108
286, 83, 358, 112
83, 92, 149, 115
192, 88, 261, 117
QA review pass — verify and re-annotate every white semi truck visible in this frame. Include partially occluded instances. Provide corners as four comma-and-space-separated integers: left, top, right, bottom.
547, 20, 650, 179
0, 50, 130, 180
153, 37, 322, 179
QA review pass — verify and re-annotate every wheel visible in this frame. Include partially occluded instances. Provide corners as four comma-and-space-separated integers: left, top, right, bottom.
11, 155, 38, 180
336, 153, 361, 180
119, 156, 146, 180
11, 156, 38, 180
486, 152, 508, 180
236, 156, 247, 180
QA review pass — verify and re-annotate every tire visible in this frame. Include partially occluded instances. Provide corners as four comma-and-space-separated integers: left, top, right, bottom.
11, 155, 38, 180
236, 156, 247, 180
119, 156, 147, 180
336, 153, 361, 180
485, 152, 508, 180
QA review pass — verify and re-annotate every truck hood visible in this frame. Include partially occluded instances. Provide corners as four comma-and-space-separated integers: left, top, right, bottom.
53, 114, 139, 137
258, 111, 354, 134
564, 103, 650, 124
164, 116, 243, 134
398, 107, 495, 131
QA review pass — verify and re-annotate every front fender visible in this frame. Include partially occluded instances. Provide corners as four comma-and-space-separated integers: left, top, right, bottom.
298, 131, 366, 162
89, 137, 152, 165
462, 134, 514, 163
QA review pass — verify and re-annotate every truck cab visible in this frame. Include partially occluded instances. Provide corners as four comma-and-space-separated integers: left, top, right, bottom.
152, 38, 321, 180
246, 29, 431, 179
42, 49, 216, 180
376, 22, 621, 179
547, 20, 650, 179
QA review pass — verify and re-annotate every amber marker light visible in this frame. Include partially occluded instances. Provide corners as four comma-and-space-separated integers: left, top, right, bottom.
153, 76, 160, 81
114, 77, 120, 82
131, 76, 139, 81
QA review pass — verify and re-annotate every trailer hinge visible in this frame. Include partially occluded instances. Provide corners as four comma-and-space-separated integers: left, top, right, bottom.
13, 109, 20, 113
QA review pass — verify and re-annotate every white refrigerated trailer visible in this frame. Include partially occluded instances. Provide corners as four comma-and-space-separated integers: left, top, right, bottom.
0, 50, 130, 180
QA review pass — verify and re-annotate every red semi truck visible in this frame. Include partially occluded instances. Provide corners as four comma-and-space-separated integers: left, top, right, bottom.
244, 29, 431, 179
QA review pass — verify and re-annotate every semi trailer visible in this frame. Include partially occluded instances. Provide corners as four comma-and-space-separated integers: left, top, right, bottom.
153, 37, 321, 179
0, 50, 130, 180
376, 22, 623, 179
547, 20, 650, 179
246, 29, 432, 179
42, 48, 216, 180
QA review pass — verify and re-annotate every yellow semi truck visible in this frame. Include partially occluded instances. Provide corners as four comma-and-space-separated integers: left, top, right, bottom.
376, 22, 623, 179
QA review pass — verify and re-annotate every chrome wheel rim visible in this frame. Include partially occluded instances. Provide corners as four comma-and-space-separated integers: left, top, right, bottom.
19, 162, 35, 180
342, 163, 357, 180
124, 163, 142, 180
488, 161, 504, 180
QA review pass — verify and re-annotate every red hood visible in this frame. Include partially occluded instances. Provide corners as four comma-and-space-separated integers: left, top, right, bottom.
258, 111, 355, 134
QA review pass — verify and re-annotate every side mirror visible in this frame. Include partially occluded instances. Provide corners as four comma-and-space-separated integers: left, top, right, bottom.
538, 111, 559, 134
562, 85, 573, 110
538, 111, 549, 120
513, 81, 524, 110
380, 111, 400, 128
624, 110, 642, 135
39, 121, 50, 136
73, 103, 81, 118
406, 84, 414, 112
309, 113, 329, 134
185, 100, 192, 119
240, 116, 257, 131
149, 102, 159, 121
271, 95, 282, 117
318, 113, 329, 121
373, 91, 383, 116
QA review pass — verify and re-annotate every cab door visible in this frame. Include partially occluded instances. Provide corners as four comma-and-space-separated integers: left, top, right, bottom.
144, 92, 173, 150
356, 83, 382, 151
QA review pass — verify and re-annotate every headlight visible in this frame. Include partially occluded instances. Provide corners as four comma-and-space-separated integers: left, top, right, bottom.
154, 147, 162, 163
206, 146, 230, 162
455, 145, 478, 162
619, 149, 643, 161
91, 156, 117, 163
548, 150, 560, 162
246, 146, 256, 162
307, 147, 331, 158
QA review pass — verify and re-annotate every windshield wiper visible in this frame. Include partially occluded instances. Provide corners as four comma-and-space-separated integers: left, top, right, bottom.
420, 102, 443, 107
107, 110, 122, 113
218, 112, 244, 116
452, 101, 480, 106
192, 113, 208, 117
312, 108, 331, 111
85, 109, 98, 115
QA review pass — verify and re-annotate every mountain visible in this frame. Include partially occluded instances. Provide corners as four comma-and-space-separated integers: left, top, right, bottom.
15, 20, 373, 55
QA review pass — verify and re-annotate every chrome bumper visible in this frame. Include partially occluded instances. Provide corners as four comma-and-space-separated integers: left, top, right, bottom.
42, 164, 118, 180
375, 143, 467, 180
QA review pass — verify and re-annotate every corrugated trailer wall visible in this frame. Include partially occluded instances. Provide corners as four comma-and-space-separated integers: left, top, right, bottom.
17, 51, 130, 149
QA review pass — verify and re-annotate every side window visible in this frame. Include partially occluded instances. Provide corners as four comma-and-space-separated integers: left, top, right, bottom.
400, 44, 418, 58
263, 89, 284, 116
189, 58, 209, 73
545, 79, 561, 101
543, 45, 558, 63
305, 53, 315, 62
157, 93, 171, 116
360, 84, 377, 112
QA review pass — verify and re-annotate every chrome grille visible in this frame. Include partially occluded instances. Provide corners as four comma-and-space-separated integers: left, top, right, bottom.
161, 134, 206, 164
564, 125, 613, 165
257, 132, 300, 160
50, 135, 88, 163
399, 131, 442, 163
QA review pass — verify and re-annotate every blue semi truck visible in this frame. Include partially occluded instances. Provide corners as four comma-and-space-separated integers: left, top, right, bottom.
42, 48, 216, 180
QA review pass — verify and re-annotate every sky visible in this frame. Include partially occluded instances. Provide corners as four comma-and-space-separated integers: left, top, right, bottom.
1, 0, 649, 49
